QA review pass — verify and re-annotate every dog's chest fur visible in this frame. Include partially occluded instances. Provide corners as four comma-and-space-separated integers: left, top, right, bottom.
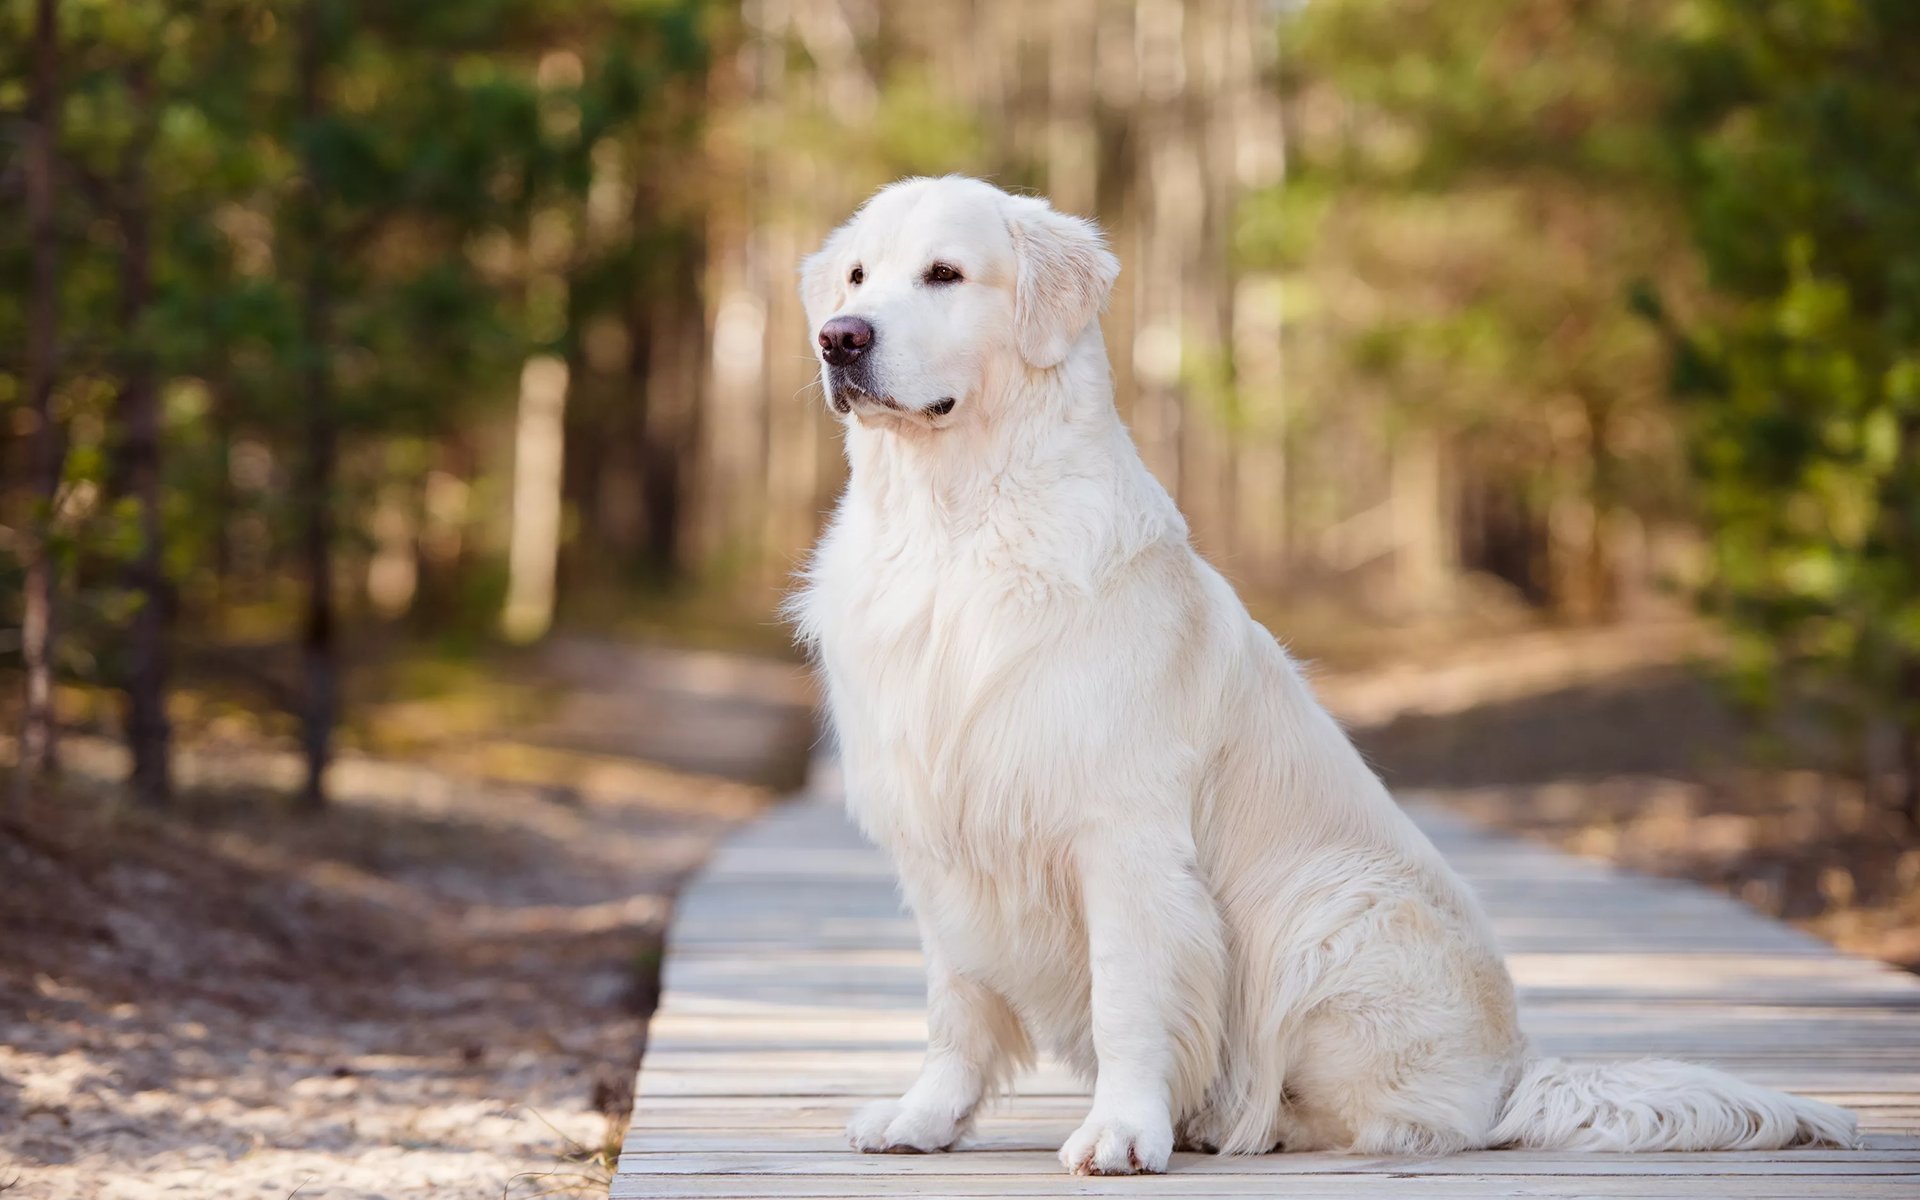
804, 495, 1078, 850
797, 479, 1122, 1044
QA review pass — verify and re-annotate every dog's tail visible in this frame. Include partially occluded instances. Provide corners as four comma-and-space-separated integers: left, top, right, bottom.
1489, 1056, 1858, 1151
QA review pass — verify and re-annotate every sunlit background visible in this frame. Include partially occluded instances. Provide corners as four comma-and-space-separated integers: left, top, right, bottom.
2, 2, 1918, 1196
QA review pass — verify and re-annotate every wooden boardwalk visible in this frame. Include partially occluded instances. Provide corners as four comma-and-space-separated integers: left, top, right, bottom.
614, 784, 1920, 1198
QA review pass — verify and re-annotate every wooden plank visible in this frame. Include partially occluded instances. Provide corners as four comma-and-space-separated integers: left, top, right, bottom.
621, 1135, 1920, 1160
614, 790, 1920, 1198
613, 1177, 1920, 1199
616, 1150, 1920, 1177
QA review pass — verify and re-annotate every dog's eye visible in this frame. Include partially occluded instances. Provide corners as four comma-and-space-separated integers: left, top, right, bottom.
925, 262, 962, 285
849, 266, 864, 285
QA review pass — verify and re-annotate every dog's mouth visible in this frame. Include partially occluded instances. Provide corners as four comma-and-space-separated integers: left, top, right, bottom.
828, 378, 957, 421
829, 380, 898, 415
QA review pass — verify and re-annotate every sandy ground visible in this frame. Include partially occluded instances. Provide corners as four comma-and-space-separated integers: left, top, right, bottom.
1, 724, 776, 1199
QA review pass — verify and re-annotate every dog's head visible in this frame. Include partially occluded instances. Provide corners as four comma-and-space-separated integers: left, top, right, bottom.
800, 176, 1119, 427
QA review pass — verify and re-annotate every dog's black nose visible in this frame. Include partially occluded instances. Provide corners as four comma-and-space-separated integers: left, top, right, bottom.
819, 316, 874, 367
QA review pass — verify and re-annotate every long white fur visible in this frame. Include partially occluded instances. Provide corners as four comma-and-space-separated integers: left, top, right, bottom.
789, 176, 1858, 1175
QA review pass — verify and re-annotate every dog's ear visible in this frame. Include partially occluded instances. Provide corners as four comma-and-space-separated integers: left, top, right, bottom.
799, 221, 854, 332
1005, 195, 1120, 369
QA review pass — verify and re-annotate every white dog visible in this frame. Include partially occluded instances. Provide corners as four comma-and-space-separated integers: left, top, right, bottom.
789, 175, 1857, 1175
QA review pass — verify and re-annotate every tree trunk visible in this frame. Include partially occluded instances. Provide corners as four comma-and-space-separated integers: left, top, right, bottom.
1901, 671, 1920, 832
113, 62, 171, 808
626, 288, 675, 580
654, 259, 705, 579
295, 0, 337, 810
501, 355, 570, 642
1581, 392, 1619, 623
624, 169, 690, 583
17, 0, 64, 797
209, 383, 234, 615
558, 274, 602, 594
1876, 417, 1920, 828
298, 390, 338, 811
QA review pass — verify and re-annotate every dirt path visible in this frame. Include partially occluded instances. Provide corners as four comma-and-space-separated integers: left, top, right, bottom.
0, 645, 810, 1200
1317, 622, 1920, 972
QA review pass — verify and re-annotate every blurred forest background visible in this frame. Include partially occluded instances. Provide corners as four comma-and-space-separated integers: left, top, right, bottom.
0, 0, 1913, 804
2, 2, 1918, 1195
2, 0, 1917, 857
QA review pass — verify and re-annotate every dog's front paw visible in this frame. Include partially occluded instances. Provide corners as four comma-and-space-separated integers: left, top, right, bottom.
847, 1098, 964, 1154
1059, 1107, 1174, 1175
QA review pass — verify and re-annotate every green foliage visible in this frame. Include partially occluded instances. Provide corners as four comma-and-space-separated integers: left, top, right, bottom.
8, 0, 1915, 804
1654, 0, 1920, 744
1261, 0, 1920, 762
0, 0, 718, 732
1250, 0, 1695, 613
